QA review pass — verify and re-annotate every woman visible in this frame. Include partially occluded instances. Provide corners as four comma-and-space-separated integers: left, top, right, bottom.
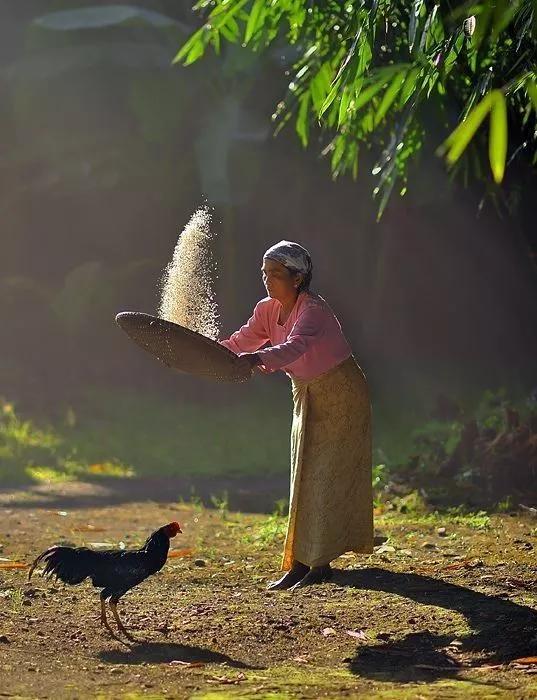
219, 240, 373, 591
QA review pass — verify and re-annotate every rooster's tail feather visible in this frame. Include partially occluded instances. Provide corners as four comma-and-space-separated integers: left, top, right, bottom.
28, 546, 94, 585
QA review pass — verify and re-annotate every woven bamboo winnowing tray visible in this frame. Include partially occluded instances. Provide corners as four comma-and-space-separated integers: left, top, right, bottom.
115, 311, 252, 383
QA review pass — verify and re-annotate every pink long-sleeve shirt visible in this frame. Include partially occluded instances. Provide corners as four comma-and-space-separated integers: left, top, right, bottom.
219, 291, 352, 381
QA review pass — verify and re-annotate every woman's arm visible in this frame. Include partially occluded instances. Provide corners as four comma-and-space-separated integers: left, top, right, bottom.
219, 301, 270, 354
253, 305, 325, 371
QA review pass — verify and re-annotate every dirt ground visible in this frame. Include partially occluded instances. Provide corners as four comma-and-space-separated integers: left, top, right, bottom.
0, 480, 536, 699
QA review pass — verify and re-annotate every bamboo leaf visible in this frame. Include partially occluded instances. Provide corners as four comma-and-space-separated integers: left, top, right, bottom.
244, 0, 265, 43
526, 79, 537, 113
183, 38, 207, 66
419, 4, 439, 53
208, 0, 250, 32
489, 91, 507, 183
471, 3, 492, 53
409, 0, 424, 52
296, 91, 311, 147
375, 73, 405, 126
442, 91, 494, 164
401, 66, 421, 102
491, 0, 520, 42
319, 82, 340, 120
220, 20, 239, 42
173, 27, 206, 65
331, 136, 346, 171
310, 63, 333, 113
338, 87, 351, 128
354, 79, 389, 111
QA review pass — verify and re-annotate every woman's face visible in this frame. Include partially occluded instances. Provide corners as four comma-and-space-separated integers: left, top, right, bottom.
261, 258, 302, 301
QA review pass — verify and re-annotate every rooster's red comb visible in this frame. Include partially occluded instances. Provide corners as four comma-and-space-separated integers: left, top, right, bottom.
164, 522, 182, 537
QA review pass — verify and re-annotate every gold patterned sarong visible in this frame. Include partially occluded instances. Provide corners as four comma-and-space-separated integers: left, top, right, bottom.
281, 355, 374, 570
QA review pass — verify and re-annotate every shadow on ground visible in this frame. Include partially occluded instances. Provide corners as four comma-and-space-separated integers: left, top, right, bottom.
0, 476, 288, 512
334, 568, 537, 682
99, 640, 259, 669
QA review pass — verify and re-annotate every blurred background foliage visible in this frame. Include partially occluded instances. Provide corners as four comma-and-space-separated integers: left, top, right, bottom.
177, 0, 537, 218
0, 1, 536, 508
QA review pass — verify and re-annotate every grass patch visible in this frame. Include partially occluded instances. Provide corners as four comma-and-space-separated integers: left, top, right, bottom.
0, 399, 134, 484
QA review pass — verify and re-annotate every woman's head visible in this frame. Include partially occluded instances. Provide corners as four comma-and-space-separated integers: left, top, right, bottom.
262, 240, 313, 302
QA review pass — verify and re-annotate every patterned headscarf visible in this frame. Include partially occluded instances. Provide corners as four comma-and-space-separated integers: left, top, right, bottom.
263, 240, 313, 276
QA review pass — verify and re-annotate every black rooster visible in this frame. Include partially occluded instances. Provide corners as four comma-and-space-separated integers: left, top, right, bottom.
28, 521, 182, 637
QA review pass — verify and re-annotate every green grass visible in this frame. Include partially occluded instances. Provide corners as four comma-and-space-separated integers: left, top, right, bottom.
0, 385, 291, 483
0, 399, 135, 483
58, 386, 292, 478
381, 507, 492, 530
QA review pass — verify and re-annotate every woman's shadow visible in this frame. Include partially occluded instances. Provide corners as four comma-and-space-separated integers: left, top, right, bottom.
334, 567, 537, 682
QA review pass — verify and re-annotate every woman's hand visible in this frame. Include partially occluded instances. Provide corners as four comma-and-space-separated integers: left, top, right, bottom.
233, 352, 262, 376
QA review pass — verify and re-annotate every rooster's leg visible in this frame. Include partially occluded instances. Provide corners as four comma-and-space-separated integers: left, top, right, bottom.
100, 597, 113, 633
109, 600, 136, 640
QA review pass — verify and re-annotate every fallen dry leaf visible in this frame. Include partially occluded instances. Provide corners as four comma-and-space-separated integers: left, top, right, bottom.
345, 629, 367, 640
169, 660, 205, 667
441, 559, 482, 571
322, 627, 337, 636
511, 657, 537, 665
168, 548, 195, 558
207, 673, 246, 685
375, 544, 396, 554
72, 525, 106, 533
504, 578, 532, 590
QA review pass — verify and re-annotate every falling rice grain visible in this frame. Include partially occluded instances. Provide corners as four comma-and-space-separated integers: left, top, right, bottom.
158, 207, 220, 340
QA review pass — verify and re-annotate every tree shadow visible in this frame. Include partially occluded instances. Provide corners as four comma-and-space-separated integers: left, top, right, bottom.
0, 475, 287, 512
333, 567, 537, 682
99, 640, 259, 669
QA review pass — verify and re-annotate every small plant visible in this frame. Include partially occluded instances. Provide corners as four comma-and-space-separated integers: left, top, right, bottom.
243, 502, 288, 549
210, 490, 229, 520
186, 486, 204, 512
446, 507, 491, 530
496, 495, 514, 513
272, 498, 288, 517
9, 588, 24, 614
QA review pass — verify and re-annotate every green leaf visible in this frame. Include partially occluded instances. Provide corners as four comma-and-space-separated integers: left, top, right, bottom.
409, 0, 425, 52
526, 80, 537, 113
471, 3, 492, 53
443, 91, 494, 164
244, 0, 265, 43
398, 67, 421, 107
488, 91, 507, 183
183, 37, 207, 66
338, 87, 351, 129
491, 0, 520, 42
319, 82, 340, 121
220, 20, 239, 42
375, 72, 406, 125
331, 136, 346, 172
173, 27, 206, 65
310, 63, 333, 113
296, 91, 311, 147
210, 0, 250, 32
354, 79, 389, 111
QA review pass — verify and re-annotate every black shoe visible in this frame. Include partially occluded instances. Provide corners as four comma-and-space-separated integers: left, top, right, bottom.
290, 565, 333, 590
266, 562, 309, 591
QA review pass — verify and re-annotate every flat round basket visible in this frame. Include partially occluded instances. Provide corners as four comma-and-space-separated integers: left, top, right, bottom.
115, 311, 252, 383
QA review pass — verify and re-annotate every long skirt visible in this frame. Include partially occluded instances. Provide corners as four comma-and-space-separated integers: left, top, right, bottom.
281, 355, 374, 570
